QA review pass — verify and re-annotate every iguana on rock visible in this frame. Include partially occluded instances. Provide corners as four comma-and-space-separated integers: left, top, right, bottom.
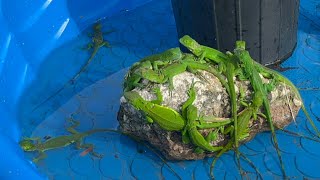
124, 48, 183, 92
209, 91, 264, 179
124, 85, 231, 152
234, 41, 287, 178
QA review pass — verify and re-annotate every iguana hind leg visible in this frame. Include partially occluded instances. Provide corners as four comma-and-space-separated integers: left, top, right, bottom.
103, 41, 111, 48
150, 87, 163, 105
194, 130, 219, 154
76, 141, 103, 158
103, 29, 116, 36
84, 43, 93, 50
33, 151, 47, 163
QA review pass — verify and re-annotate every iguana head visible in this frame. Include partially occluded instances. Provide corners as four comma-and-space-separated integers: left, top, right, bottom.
93, 23, 102, 31
19, 139, 36, 151
179, 35, 202, 55
235, 41, 246, 50
123, 91, 144, 106
165, 47, 183, 60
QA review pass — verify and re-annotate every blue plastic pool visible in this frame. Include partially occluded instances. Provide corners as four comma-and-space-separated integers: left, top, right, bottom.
1, 0, 320, 179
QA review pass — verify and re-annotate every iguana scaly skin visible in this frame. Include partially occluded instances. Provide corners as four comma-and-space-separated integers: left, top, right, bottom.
32, 22, 112, 112
210, 90, 265, 179
179, 36, 294, 178
129, 54, 230, 94
234, 41, 287, 178
179, 35, 243, 169
222, 52, 243, 174
179, 35, 228, 63
129, 47, 182, 72
185, 104, 223, 152
182, 82, 228, 152
123, 90, 186, 131
72, 22, 112, 82
124, 48, 182, 92
19, 119, 119, 163
124, 84, 231, 151
123, 35, 320, 178
253, 60, 320, 137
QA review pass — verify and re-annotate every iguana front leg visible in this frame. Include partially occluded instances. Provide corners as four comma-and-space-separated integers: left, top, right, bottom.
150, 87, 163, 105
33, 151, 47, 163
123, 73, 147, 92
101, 41, 111, 48
66, 118, 81, 134
151, 60, 171, 71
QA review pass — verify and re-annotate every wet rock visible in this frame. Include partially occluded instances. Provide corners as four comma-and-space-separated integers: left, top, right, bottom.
117, 70, 301, 160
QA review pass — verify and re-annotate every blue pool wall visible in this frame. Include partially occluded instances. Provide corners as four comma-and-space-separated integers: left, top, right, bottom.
0, 0, 151, 179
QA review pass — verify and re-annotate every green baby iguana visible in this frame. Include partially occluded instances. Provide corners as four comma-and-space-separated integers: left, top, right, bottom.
124, 47, 183, 92
123, 89, 186, 131
72, 22, 112, 82
182, 82, 231, 153
126, 54, 230, 95
19, 119, 119, 163
252, 58, 320, 138
124, 85, 231, 152
210, 91, 265, 179
179, 35, 228, 63
179, 35, 244, 170
234, 41, 287, 178
32, 22, 113, 112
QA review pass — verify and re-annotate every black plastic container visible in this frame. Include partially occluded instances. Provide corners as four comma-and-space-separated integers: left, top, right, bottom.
171, 0, 300, 65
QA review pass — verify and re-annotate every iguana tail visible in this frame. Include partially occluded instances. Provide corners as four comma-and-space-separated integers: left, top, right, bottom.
84, 128, 122, 136
254, 61, 320, 138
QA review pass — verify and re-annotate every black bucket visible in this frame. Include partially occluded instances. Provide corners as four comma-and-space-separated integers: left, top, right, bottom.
171, 0, 300, 65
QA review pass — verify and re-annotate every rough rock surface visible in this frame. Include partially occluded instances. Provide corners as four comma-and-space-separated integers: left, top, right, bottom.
117, 70, 301, 160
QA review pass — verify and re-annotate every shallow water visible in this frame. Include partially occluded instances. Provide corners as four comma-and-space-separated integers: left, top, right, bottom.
17, 0, 320, 179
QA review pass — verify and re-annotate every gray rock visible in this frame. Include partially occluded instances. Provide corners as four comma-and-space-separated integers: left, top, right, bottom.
117, 70, 301, 160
